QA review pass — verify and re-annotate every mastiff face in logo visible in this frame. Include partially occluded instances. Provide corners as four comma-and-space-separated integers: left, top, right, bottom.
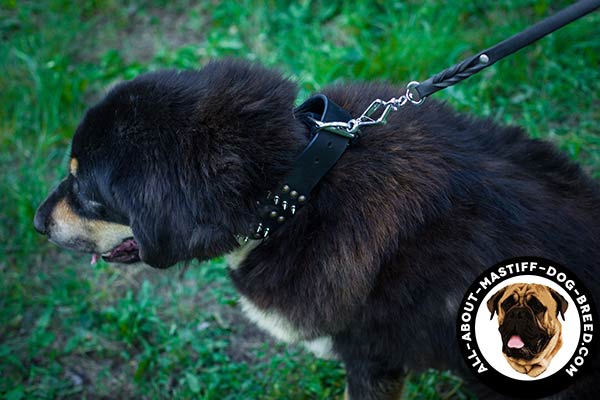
487, 283, 569, 377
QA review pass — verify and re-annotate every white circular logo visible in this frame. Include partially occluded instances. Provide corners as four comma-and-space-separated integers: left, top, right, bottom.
457, 257, 597, 398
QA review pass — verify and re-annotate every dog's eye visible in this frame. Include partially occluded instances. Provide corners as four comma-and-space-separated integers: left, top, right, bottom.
501, 296, 516, 311
79, 195, 108, 215
70, 179, 106, 215
528, 296, 546, 314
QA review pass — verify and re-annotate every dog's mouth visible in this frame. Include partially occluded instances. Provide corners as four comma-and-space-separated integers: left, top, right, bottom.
91, 238, 141, 265
503, 333, 534, 359
507, 335, 525, 349
502, 330, 551, 361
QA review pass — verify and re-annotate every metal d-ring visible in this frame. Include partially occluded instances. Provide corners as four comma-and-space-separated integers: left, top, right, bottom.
406, 81, 425, 105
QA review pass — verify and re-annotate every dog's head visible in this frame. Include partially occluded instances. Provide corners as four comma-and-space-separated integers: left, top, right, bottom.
34, 60, 303, 268
487, 283, 568, 362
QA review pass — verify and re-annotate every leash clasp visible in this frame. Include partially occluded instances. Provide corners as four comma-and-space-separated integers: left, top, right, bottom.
313, 120, 356, 138
313, 81, 424, 138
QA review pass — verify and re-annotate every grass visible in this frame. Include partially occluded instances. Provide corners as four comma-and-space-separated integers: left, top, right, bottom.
0, 0, 598, 398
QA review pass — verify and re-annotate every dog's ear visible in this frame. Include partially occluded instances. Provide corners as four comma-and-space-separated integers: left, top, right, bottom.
549, 288, 569, 320
129, 205, 191, 269
487, 287, 506, 320
123, 174, 195, 268
125, 176, 239, 269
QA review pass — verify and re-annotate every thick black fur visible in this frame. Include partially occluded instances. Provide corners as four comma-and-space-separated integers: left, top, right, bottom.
38, 60, 600, 399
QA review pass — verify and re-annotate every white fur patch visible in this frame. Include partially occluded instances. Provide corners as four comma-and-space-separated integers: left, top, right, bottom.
303, 336, 336, 359
239, 296, 305, 342
239, 297, 337, 359
227, 240, 336, 359
225, 240, 259, 270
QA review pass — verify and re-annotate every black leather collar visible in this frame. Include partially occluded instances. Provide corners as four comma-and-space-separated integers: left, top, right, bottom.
248, 95, 353, 240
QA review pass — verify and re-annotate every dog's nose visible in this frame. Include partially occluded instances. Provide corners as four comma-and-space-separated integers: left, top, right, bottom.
34, 208, 48, 235
34, 179, 68, 236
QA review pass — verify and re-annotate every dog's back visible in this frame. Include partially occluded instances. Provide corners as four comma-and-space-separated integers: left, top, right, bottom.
312, 82, 600, 398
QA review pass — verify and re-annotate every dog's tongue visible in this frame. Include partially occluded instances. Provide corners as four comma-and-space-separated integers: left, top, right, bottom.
91, 253, 99, 265
508, 335, 525, 349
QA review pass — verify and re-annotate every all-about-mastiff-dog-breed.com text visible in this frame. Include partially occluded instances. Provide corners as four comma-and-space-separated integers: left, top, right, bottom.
34, 60, 599, 399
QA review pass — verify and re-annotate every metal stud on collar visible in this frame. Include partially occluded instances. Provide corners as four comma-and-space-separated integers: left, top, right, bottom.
245, 183, 309, 241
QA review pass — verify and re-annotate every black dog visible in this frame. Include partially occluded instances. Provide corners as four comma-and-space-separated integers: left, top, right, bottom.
34, 60, 600, 399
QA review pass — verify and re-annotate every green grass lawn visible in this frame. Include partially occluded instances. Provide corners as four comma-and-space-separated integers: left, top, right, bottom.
1, 1, 598, 399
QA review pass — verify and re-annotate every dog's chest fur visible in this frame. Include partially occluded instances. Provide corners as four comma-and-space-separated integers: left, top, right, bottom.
225, 243, 337, 359
238, 296, 336, 359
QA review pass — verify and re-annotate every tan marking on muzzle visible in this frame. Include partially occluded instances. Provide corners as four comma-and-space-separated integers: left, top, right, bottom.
51, 198, 133, 253
53, 197, 80, 224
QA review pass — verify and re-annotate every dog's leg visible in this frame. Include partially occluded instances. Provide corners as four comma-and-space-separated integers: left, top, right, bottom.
344, 366, 405, 400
